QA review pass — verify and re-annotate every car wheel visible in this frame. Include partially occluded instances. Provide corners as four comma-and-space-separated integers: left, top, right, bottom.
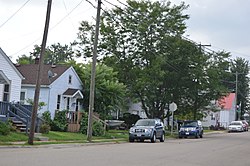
200, 134, 203, 138
195, 133, 199, 139
151, 133, 156, 143
160, 133, 165, 142
129, 138, 134, 142
179, 136, 183, 139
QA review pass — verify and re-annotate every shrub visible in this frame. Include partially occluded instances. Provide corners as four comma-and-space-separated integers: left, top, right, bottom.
42, 111, 52, 125
40, 123, 51, 134
51, 110, 68, 132
120, 113, 140, 128
80, 112, 88, 135
80, 112, 105, 136
0, 121, 11, 135
93, 121, 104, 136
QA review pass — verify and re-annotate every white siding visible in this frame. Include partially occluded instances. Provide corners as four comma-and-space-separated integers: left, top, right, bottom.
0, 84, 3, 100
128, 102, 147, 119
219, 111, 229, 127
0, 49, 23, 102
22, 67, 83, 119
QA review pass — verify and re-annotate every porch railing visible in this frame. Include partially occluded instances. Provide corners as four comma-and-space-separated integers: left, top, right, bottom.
0, 101, 44, 133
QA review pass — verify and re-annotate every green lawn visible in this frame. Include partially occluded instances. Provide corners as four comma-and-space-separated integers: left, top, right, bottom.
0, 129, 217, 145
0, 130, 129, 145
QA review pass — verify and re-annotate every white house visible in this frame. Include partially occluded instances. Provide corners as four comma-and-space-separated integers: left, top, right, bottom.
128, 102, 147, 119
16, 61, 84, 119
0, 48, 24, 104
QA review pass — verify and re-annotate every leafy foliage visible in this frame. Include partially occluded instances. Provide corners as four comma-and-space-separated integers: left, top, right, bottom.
40, 124, 51, 134
230, 58, 250, 119
68, 62, 127, 119
120, 113, 140, 128
42, 111, 53, 125
16, 43, 75, 65
0, 121, 11, 135
51, 110, 68, 132
80, 112, 105, 136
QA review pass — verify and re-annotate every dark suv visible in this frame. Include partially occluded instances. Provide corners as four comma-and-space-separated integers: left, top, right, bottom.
179, 120, 203, 138
129, 119, 165, 143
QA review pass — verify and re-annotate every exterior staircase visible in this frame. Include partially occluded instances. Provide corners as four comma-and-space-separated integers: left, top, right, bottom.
0, 101, 44, 134
11, 118, 29, 133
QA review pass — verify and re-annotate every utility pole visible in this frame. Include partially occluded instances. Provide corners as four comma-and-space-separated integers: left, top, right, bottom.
198, 43, 211, 53
235, 71, 238, 120
87, 0, 102, 142
28, 0, 52, 145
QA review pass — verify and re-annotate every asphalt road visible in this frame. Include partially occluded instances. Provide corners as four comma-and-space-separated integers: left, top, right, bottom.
1, 131, 250, 166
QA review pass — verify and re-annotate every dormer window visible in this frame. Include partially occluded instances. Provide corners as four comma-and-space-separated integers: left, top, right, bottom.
68, 75, 72, 84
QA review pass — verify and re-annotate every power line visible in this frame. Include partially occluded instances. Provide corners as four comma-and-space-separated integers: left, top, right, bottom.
0, 0, 31, 28
10, 0, 90, 57
50, 0, 84, 29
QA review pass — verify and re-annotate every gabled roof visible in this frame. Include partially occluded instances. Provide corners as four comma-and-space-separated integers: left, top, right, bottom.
63, 88, 83, 98
218, 93, 235, 110
0, 48, 24, 80
16, 64, 70, 85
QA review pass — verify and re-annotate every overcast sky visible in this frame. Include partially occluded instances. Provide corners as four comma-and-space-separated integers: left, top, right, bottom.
0, 0, 250, 63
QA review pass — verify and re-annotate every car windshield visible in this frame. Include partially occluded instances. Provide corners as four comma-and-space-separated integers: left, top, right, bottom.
183, 121, 198, 127
135, 119, 155, 126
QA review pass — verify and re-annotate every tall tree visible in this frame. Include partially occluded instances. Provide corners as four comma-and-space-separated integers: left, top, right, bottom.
67, 61, 127, 119
230, 57, 250, 119
75, 0, 231, 120
16, 54, 34, 64
30, 43, 75, 64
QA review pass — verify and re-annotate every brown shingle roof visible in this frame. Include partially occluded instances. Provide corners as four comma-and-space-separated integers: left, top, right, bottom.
16, 64, 70, 85
63, 88, 83, 98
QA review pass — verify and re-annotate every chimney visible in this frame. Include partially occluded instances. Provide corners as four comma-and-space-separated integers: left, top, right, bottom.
35, 57, 39, 64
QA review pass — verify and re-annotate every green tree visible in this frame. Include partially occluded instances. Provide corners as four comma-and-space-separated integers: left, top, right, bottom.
69, 62, 127, 119
230, 57, 250, 119
20, 43, 75, 65
75, 0, 231, 120
16, 54, 34, 64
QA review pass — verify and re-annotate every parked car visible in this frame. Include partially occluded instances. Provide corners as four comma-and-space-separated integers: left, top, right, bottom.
129, 119, 165, 143
228, 121, 244, 132
241, 120, 249, 131
179, 120, 203, 138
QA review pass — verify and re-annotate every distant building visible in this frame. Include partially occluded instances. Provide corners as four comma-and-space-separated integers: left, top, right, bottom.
203, 93, 236, 128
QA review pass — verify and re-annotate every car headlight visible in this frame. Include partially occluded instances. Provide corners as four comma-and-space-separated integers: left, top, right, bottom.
190, 127, 196, 131
179, 128, 185, 132
129, 128, 135, 133
145, 128, 153, 133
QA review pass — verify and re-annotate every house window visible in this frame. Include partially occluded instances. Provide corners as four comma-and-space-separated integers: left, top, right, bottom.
57, 95, 61, 110
68, 75, 72, 84
67, 97, 70, 110
3, 84, 9, 102
20, 91, 26, 104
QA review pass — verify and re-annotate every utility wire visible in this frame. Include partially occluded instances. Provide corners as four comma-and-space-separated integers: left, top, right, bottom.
50, 0, 84, 29
10, 0, 88, 57
0, 0, 31, 29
